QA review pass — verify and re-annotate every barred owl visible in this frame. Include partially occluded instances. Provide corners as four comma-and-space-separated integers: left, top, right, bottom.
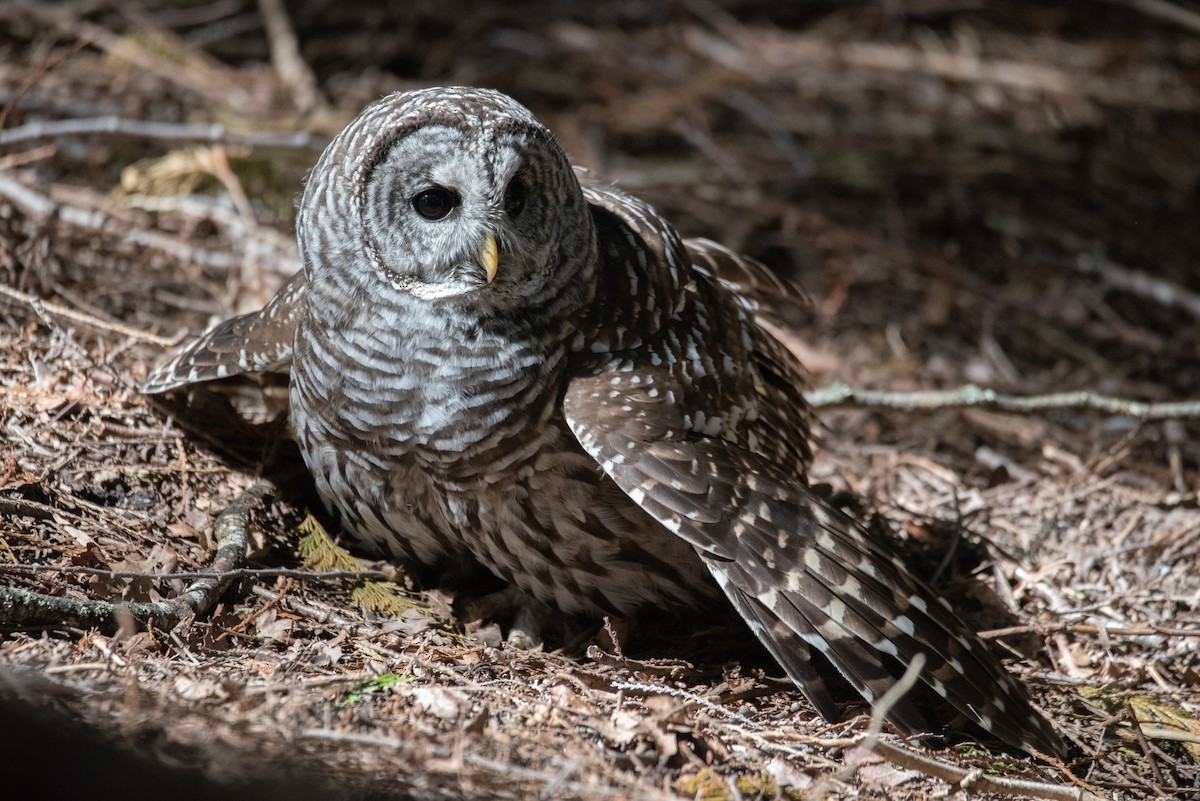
143, 87, 1064, 758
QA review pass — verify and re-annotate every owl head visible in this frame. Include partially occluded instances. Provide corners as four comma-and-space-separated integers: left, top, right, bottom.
296, 87, 596, 313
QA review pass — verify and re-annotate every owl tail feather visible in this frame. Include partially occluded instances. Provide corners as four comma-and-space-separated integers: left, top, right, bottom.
698, 487, 1067, 759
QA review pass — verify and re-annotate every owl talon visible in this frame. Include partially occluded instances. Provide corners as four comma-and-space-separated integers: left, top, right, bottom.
506, 602, 547, 651
463, 584, 551, 650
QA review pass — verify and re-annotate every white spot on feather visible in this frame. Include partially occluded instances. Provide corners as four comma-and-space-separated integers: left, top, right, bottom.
827, 598, 846, 624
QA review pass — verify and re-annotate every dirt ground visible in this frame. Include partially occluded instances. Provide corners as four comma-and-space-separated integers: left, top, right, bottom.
2, 1, 1199, 799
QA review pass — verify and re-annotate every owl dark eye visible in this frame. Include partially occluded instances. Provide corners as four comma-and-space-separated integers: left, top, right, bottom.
412, 186, 459, 220
503, 177, 526, 218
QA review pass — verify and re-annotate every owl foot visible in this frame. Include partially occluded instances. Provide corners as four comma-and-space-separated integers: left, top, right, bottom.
462, 584, 554, 650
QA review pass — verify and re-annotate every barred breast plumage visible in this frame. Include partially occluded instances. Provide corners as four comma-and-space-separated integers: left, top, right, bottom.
142, 86, 1065, 758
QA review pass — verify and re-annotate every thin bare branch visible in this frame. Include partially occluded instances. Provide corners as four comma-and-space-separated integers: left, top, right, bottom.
17, 0, 259, 114
1075, 252, 1200, 318
0, 562, 394, 584
982, 622, 1200, 640
720, 29, 1200, 112
257, 0, 329, 115
0, 481, 271, 632
248, 584, 359, 628
807, 383, 1200, 420
0, 282, 177, 347
810, 654, 925, 801
1126, 698, 1167, 789
1104, 0, 1200, 35
869, 739, 1106, 801
0, 115, 327, 150
0, 174, 239, 271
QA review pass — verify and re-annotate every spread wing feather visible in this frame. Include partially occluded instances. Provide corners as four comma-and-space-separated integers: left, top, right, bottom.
683, 237, 806, 321
563, 367, 1066, 757
140, 271, 305, 394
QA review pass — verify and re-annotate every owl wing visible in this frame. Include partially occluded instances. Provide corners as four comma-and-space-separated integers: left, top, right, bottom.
683, 237, 807, 317
139, 271, 305, 394
562, 360, 1065, 759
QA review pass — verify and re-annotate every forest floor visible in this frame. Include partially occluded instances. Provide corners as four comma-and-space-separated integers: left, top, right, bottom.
1, 2, 1199, 799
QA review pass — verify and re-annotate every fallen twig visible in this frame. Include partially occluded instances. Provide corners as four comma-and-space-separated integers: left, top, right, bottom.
867, 739, 1105, 801
609, 678, 768, 731
0, 282, 177, 347
806, 655, 1103, 801
0, 144, 56, 171
0, 562, 394, 584
710, 27, 1199, 112
18, 0, 259, 115
0, 174, 239, 271
0, 481, 271, 632
1103, 0, 1200, 35
810, 654, 925, 801
1125, 698, 1167, 789
982, 622, 1200, 640
257, 0, 329, 115
248, 584, 359, 628
1075, 252, 1200, 319
1138, 724, 1200, 747
0, 115, 327, 150
806, 383, 1200, 420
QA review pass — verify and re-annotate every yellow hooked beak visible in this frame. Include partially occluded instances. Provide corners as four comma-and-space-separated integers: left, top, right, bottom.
480, 233, 498, 284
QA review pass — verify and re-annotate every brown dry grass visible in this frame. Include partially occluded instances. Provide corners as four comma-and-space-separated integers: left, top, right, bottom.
2, 2, 1199, 799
